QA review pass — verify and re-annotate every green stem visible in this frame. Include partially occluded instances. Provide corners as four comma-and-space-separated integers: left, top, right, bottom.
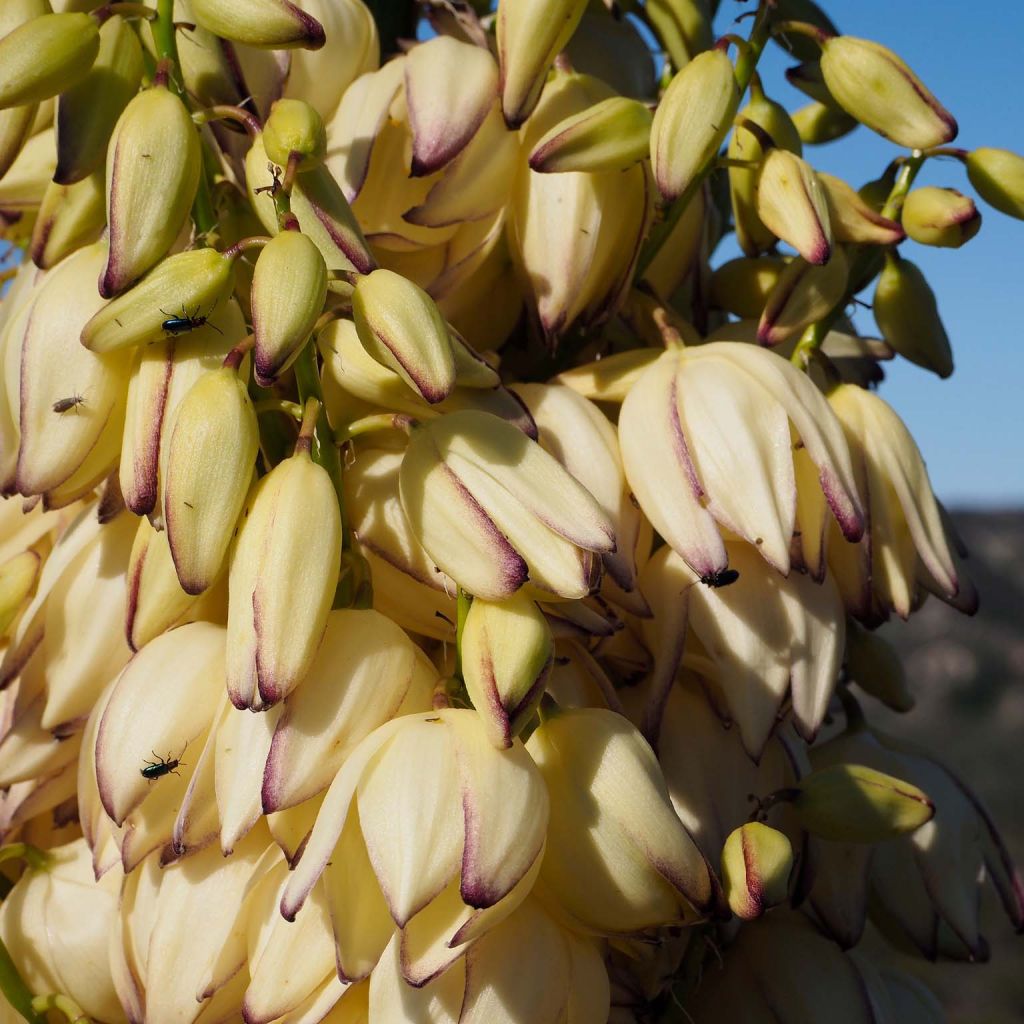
636, 0, 774, 277
293, 341, 349, 550
0, 938, 44, 1024
191, 165, 217, 240
453, 588, 472, 683
792, 151, 927, 368
152, 0, 181, 94
30, 994, 89, 1024
338, 413, 414, 442
254, 399, 303, 420
880, 150, 926, 221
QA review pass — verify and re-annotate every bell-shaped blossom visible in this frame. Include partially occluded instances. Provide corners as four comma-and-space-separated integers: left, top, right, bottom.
527, 706, 716, 934
281, 709, 549, 986
808, 722, 1024, 960
826, 383, 975, 625
0, 839, 125, 1023
619, 341, 863, 582
368, 897, 608, 1023
640, 541, 845, 757
399, 410, 615, 602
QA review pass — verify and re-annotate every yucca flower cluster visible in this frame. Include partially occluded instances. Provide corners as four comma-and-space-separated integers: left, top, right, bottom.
0, 0, 1021, 1021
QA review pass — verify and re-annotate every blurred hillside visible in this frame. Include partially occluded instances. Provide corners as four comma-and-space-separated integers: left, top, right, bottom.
871, 510, 1024, 1022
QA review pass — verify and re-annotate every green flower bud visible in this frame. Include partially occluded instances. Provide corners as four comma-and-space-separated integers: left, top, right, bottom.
902, 186, 981, 249
188, 0, 325, 50
790, 763, 934, 843
263, 98, 326, 170
252, 231, 328, 387
0, 13, 99, 110
966, 147, 1024, 220
721, 822, 793, 920
461, 592, 554, 749
757, 247, 848, 346
529, 96, 652, 175
0, 0, 46, 175
818, 171, 904, 245
756, 148, 833, 265
165, 367, 259, 596
29, 169, 105, 269
352, 269, 456, 405
820, 36, 957, 150
651, 49, 739, 203
496, 0, 589, 128
245, 133, 375, 274
54, 14, 143, 185
709, 256, 787, 319
792, 100, 857, 146
728, 78, 803, 256
82, 248, 236, 354
873, 251, 953, 378
644, 0, 712, 73
101, 84, 201, 297
846, 621, 914, 713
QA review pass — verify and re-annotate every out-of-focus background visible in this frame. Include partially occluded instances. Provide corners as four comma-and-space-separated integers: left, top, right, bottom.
873, 511, 1024, 1023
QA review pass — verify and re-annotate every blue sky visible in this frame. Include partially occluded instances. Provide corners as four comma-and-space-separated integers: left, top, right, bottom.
710, 0, 1024, 507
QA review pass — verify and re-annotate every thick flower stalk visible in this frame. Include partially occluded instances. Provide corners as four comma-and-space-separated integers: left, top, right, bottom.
0, 2, 1020, 1023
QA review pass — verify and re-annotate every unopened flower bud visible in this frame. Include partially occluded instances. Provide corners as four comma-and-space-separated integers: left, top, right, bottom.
902, 186, 981, 249
789, 763, 934, 843
721, 822, 793, 920
189, 0, 325, 50
728, 76, 803, 256
82, 247, 235, 353
792, 100, 857, 145
873, 251, 953, 378
164, 367, 259, 596
400, 410, 615, 602
496, 0, 589, 127
966, 147, 1024, 220
819, 36, 957, 150
352, 268, 456, 404
246, 133, 375, 274
54, 13, 143, 185
462, 592, 554, 749
227, 444, 342, 709
252, 231, 327, 386
846, 621, 914, 712
709, 256, 786, 319
100, 83, 201, 296
651, 49, 739, 203
757, 247, 848, 346
0, 13, 100, 110
529, 96, 652, 175
756, 149, 832, 264
263, 98, 326, 170
29, 169, 105, 270
818, 172, 904, 245
645, 0, 712, 71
